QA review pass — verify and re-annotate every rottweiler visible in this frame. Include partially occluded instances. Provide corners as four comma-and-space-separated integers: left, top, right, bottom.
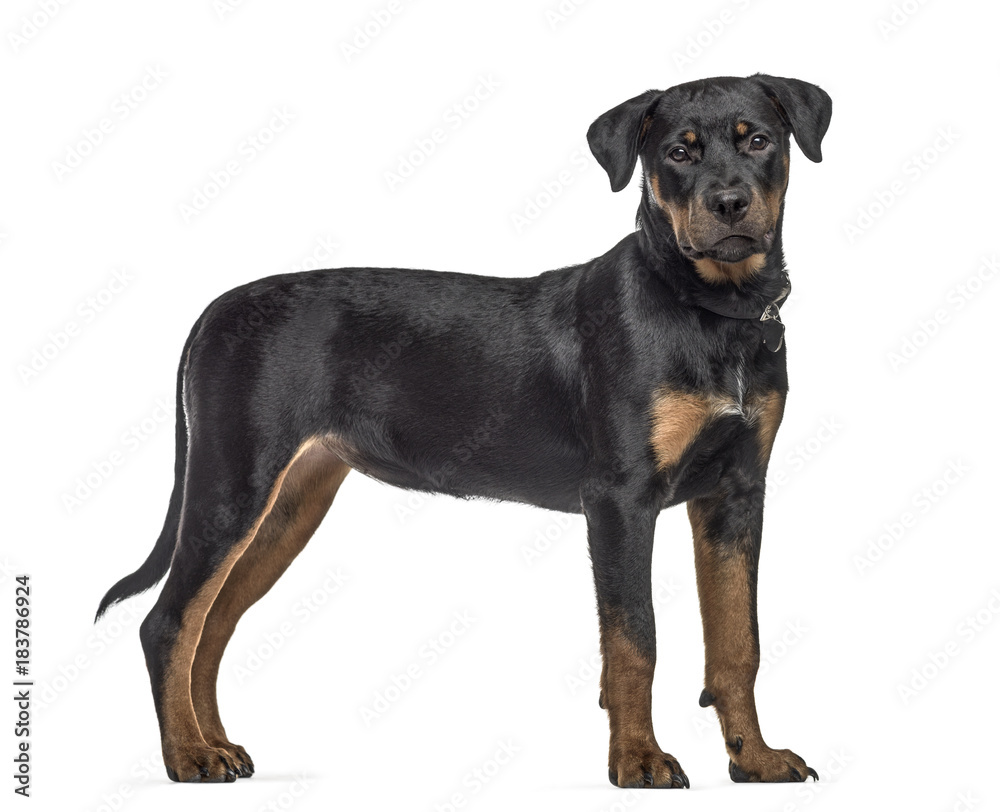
96, 73, 832, 788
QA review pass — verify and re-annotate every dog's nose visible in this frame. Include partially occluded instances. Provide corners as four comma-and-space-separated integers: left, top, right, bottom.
706, 187, 750, 225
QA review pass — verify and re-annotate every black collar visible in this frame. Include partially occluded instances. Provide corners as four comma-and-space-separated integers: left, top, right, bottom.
693, 271, 791, 352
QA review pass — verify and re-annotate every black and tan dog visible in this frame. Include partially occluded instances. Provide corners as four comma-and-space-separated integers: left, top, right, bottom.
96, 73, 832, 788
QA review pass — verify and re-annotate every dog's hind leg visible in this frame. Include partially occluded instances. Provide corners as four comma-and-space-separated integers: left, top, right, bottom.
189, 441, 349, 776
138, 431, 330, 783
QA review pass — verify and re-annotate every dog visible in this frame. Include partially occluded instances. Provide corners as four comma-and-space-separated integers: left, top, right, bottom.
96, 73, 832, 788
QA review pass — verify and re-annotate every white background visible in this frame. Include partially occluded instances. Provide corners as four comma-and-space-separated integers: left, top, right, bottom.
3, 0, 998, 810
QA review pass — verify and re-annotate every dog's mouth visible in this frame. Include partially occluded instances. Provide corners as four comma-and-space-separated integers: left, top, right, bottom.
680, 229, 775, 263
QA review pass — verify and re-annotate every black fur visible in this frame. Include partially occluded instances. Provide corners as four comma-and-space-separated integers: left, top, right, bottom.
96, 73, 832, 786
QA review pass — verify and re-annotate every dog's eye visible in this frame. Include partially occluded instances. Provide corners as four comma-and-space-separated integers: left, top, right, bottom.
750, 135, 769, 150
668, 147, 689, 163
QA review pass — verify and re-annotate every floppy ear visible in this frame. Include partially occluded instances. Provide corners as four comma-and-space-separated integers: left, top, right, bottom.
752, 75, 832, 163
587, 90, 663, 192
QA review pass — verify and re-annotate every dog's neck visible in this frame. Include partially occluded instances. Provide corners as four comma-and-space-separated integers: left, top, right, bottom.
634, 185, 790, 315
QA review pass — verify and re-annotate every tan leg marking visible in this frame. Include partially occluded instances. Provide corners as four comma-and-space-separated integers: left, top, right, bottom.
601, 621, 686, 788
690, 499, 814, 782
602, 622, 655, 747
690, 504, 760, 747
190, 443, 350, 772
749, 391, 785, 465
160, 438, 328, 776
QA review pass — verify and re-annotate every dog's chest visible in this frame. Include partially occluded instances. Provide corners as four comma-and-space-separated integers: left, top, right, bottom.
648, 352, 779, 475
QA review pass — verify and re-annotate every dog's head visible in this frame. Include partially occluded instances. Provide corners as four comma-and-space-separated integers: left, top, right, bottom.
588, 75, 832, 284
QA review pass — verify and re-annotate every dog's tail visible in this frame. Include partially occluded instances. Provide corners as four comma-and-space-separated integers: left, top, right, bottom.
94, 315, 203, 622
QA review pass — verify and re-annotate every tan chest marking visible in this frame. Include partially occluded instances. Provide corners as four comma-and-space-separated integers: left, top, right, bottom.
649, 388, 784, 471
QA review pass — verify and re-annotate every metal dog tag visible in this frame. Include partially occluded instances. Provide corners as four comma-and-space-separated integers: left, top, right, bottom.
760, 303, 785, 352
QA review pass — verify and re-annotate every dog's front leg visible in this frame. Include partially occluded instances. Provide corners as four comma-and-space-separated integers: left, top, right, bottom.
584, 478, 688, 789
688, 486, 817, 783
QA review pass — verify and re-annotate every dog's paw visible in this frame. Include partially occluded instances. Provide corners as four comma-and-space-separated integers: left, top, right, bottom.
205, 738, 254, 778
608, 743, 689, 789
164, 743, 239, 783
728, 741, 817, 783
